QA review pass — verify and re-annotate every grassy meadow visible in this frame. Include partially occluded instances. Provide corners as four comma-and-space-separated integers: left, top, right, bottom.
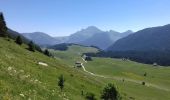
51, 44, 170, 100
0, 37, 105, 100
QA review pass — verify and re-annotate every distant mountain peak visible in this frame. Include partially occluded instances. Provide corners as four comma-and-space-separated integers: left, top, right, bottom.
124, 30, 133, 33
31, 32, 50, 35
122, 30, 133, 34
87, 26, 97, 28
108, 30, 120, 33
81, 26, 102, 32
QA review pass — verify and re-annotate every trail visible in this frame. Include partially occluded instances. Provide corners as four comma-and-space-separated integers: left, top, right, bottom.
81, 58, 170, 92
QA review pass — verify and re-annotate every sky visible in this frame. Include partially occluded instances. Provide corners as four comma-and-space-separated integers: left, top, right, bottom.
0, 0, 170, 36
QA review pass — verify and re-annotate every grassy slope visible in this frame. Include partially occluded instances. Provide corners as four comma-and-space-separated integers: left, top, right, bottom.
85, 58, 170, 100
50, 45, 98, 66
51, 45, 170, 100
0, 37, 104, 100
85, 58, 170, 88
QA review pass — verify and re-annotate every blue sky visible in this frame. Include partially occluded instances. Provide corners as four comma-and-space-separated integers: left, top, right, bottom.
0, 0, 170, 36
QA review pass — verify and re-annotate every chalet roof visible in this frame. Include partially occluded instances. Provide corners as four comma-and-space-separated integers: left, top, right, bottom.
75, 61, 82, 64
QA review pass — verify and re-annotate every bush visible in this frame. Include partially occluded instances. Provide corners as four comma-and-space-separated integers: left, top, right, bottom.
85, 92, 96, 100
44, 49, 51, 57
142, 82, 145, 85
15, 36, 23, 45
35, 45, 43, 53
58, 75, 65, 91
101, 83, 120, 100
28, 41, 35, 52
144, 72, 147, 77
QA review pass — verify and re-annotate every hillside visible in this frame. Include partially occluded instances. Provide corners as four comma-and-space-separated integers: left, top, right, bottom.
49, 44, 99, 65
108, 24, 170, 51
0, 37, 105, 100
84, 57, 170, 100
106, 24, 170, 65
49, 44, 170, 100
8, 29, 30, 44
22, 32, 60, 47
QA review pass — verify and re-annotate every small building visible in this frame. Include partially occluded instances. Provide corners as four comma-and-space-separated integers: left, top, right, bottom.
75, 61, 83, 68
153, 62, 158, 66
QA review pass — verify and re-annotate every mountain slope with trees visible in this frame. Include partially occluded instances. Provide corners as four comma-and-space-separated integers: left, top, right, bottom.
103, 24, 170, 65
108, 24, 170, 51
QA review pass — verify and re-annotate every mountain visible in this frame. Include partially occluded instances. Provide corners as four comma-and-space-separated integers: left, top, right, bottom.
80, 30, 133, 49
58, 26, 133, 50
22, 32, 60, 46
22, 32, 60, 47
22, 26, 133, 49
54, 36, 69, 43
106, 24, 170, 66
66, 26, 103, 43
8, 29, 30, 44
108, 24, 170, 51
22, 32, 59, 46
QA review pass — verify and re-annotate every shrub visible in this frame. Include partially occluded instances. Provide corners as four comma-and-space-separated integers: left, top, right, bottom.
15, 36, 23, 45
28, 41, 35, 52
85, 92, 96, 100
44, 49, 51, 57
58, 75, 65, 91
144, 72, 147, 77
142, 82, 145, 85
101, 83, 120, 100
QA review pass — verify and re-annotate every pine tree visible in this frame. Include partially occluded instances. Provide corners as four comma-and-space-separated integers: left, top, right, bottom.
28, 41, 35, 52
15, 36, 23, 45
58, 75, 65, 91
35, 45, 43, 53
0, 12, 8, 37
44, 49, 51, 57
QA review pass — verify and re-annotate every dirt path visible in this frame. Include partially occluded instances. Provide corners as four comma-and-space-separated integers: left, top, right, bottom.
81, 58, 170, 92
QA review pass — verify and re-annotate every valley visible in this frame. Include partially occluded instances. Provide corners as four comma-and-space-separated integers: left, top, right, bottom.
1, 1, 170, 99
49, 44, 170, 100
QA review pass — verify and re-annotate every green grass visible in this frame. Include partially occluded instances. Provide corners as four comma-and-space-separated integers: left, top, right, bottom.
0, 37, 104, 100
51, 44, 170, 100
85, 57, 170, 100
49, 45, 98, 66
85, 57, 170, 88
1, 37, 170, 100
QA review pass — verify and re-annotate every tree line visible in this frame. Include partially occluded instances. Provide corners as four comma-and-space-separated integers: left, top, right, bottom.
84, 50, 170, 66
